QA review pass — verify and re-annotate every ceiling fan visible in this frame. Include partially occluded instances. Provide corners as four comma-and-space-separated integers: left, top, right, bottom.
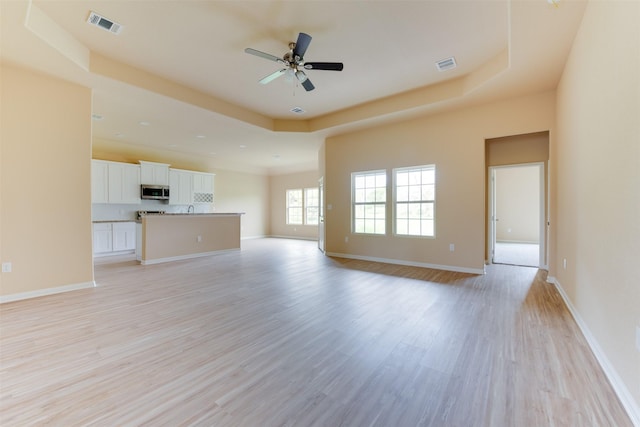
244, 32, 343, 91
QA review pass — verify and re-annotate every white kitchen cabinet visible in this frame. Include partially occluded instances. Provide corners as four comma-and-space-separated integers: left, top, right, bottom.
108, 162, 141, 204
93, 222, 136, 256
93, 223, 114, 254
91, 160, 109, 203
112, 222, 136, 251
169, 169, 193, 205
140, 161, 170, 185
192, 172, 215, 204
92, 160, 141, 204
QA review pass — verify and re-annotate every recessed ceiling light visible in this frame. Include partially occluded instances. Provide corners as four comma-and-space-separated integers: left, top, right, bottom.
169, 144, 179, 147
91, 114, 104, 120
273, 154, 281, 159
239, 145, 247, 149
196, 135, 206, 139
209, 152, 217, 156
138, 121, 151, 126
114, 133, 124, 138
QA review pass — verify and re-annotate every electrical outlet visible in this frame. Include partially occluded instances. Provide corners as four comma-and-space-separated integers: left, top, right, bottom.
2, 262, 12, 273
344, 236, 349, 243
197, 235, 202, 243
563, 258, 567, 269
449, 244, 455, 252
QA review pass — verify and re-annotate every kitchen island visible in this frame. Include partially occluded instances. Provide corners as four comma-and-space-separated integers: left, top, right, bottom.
137, 213, 242, 265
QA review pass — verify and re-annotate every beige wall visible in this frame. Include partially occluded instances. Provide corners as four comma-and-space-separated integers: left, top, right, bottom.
323, 91, 556, 272
269, 170, 320, 240
1, 64, 93, 298
494, 165, 540, 243
93, 139, 270, 239
555, 0, 640, 412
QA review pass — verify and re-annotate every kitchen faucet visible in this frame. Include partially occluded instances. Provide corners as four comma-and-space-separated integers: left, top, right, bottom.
187, 205, 194, 214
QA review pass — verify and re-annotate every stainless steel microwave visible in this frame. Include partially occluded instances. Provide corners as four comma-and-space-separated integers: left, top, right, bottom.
140, 185, 170, 200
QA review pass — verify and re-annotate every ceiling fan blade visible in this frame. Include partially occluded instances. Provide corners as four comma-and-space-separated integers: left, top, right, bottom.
259, 69, 286, 84
303, 62, 344, 71
245, 48, 286, 65
293, 32, 312, 59
301, 77, 315, 92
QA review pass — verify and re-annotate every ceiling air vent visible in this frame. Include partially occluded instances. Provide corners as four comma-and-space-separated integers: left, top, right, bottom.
87, 11, 123, 35
436, 57, 457, 72
290, 107, 306, 114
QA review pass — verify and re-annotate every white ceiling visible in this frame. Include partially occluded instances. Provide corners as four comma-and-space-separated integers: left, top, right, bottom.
0, 0, 587, 175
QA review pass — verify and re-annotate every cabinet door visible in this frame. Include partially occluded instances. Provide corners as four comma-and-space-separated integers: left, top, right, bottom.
108, 163, 141, 204
91, 160, 109, 203
169, 170, 193, 205
192, 173, 214, 204
140, 162, 170, 185
112, 222, 136, 251
93, 223, 113, 253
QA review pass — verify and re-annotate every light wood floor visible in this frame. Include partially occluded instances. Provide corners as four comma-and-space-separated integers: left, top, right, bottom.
0, 238, 631, 426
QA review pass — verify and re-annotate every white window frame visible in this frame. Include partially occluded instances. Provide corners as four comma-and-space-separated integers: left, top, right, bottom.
304, 187, 319, 225
286, 189, 303, 225
393, 165, 435, 237
352, 170, 387, 235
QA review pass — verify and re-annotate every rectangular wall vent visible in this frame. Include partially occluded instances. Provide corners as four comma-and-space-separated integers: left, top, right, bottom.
87, 11, 123, 35
290, 107, 306, 114
436, 57, 457, 72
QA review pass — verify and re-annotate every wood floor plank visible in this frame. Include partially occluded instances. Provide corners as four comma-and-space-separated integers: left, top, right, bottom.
0, 238, 632, 426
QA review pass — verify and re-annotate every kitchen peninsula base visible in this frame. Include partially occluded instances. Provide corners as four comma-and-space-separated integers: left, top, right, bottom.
138, 213, 242, 265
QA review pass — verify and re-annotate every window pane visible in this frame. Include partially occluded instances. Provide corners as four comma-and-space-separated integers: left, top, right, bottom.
397, 203, 408, 218
422, 169, 435, 184
396, 219, 408, 235
422, 184, 435, 201
422, 219, 434, 236
393, 165, 436, 236
353, 170, 387, 234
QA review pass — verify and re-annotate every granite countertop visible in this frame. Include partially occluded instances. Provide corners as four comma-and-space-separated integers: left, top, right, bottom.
92, 219, 137, 223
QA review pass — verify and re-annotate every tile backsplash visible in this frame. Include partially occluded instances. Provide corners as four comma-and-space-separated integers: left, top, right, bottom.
92, 201, 213, 221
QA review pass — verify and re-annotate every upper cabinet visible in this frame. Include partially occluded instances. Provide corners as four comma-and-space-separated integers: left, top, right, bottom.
192, 171, 215, 203
169, 169, 215, 205
140, 161, 170, 186
91, 160, 109, 203
92, 160, 141, 204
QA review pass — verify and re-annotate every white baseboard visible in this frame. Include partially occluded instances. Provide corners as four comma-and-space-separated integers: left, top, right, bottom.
549, 277, 640, 426
0, 281, 96, 304
269, 234, 318, 241
140, 248, 240, 265
241, 234, 267, 240
325, 252, 485, 275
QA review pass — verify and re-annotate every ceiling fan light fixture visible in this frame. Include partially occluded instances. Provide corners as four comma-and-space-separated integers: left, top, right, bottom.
295, 71, 308, 83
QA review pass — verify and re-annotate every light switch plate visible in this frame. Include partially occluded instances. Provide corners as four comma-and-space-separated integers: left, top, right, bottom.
2, 262, 11, 273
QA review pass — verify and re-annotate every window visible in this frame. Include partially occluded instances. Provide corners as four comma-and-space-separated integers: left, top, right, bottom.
286, 187, 319, 225
352, 170, 386, 234
286, 189, 303, 225
394, 165, 435, 237
304, 187, 319, 225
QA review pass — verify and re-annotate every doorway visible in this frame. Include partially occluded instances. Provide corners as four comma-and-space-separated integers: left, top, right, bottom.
489, 163, 544, 267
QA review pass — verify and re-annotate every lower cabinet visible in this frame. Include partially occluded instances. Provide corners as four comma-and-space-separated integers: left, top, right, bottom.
93, 222, 136, 256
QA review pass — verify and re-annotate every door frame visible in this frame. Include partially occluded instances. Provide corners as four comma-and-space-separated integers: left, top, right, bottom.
488, 162, 546, 268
